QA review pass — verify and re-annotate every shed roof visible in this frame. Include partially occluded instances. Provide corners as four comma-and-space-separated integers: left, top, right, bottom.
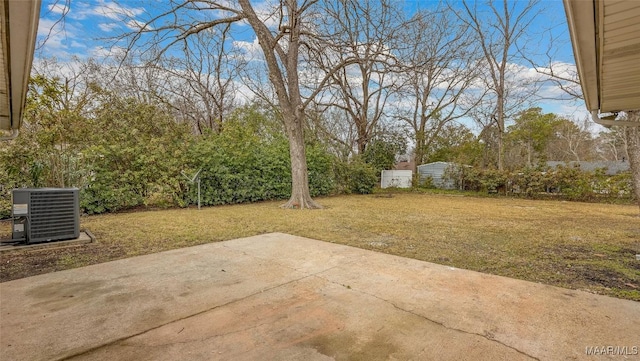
563, 0, 640, 118
417, 161, 454, 168
0, 0, 41, 138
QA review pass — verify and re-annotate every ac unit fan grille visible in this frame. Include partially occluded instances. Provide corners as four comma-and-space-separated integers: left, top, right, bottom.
29, 191, 77, 240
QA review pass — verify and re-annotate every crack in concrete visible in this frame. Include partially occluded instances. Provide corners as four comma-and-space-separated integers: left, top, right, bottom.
119, 319, 277, 349
314, 274, 542, 361
53, 255, 349, 361
120, 264, 354, 350
53, 281, 300, 359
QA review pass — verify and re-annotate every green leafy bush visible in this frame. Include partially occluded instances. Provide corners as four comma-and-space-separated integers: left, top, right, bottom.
189, 131, 290, 205
417, 176, 436, 189
332, 158, 377, 195
508, 166, 547, 196
307, 145, 336, 197
362, 140, 397, 176
548, 165, 595, 201
186, 110, 337, 206
603, 172, 633, 199
453, 163, 633, 203
80, 98, 191, 214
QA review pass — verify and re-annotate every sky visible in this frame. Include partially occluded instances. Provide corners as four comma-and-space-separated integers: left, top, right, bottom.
34, 0, 598, 132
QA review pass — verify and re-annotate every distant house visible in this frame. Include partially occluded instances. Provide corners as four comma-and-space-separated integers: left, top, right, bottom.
417, 162, 457, 189
394, 160, 415, 171
546, 161, 629, 176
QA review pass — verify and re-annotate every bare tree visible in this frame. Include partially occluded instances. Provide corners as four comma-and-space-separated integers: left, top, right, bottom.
545, 84, 640, 211
521, 27, 583, 103
305, 105, 357, 160
546, 116, 595, 162
36, 0, 71, 52
394, 8, 483, 171
239, 0, 320, 209
304, 0, 404, 155
452, 0, 541, 170
596, 128, 628, 162
157, 26, 241, 134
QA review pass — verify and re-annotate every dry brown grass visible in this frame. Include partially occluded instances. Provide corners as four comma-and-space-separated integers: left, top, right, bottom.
1, 192, 639, 300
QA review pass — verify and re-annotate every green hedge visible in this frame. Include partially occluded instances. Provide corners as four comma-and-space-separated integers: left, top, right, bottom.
452, 164, 634, 202
332, 157, 378, 195
186, 122, 344, 206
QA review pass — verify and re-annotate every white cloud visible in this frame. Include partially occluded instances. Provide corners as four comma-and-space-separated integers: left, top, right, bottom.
536, 61, 579, 81
37, 17, 61, 37
69, 40, 86, 49
246, 0, 281, 29
65, 2, 91, 20
31, 56, 85, 83
89, 45, 127, 59
86, 0, 145, 21
233, 37, 263, 62
48, 2, 69, 15
37, 0, 151, 62
98, 23, 118, 32
36, 18, 78, 59
126, 19, 150, 31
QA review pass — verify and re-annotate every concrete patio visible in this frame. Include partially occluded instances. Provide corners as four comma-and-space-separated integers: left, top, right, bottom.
1, 233, 638, 360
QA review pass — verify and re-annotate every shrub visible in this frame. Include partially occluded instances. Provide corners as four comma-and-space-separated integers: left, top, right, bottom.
417, 176, 436, 189
604, 172, 633, 199
508, 166, 547, 197
80, 99, 191, 214
453, 163, 634, 203
478, 169, 508, 193
187, 117, 338, 206
189, 131, 289, 205
332, 158, 377, 195
549, 165, 594, 201
362, 140, 397, 176
307, 145, 336, 197
452, 165, 482, 191
0, 196, 10, 219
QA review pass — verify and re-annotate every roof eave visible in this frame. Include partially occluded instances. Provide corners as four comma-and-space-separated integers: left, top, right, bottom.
563, 0, 599, 112
0, 0, 41, 134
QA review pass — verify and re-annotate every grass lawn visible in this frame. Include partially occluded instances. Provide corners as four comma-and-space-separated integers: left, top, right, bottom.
1, 192, 639, 301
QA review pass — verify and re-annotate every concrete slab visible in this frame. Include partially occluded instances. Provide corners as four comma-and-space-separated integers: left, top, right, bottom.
1, 233, 638, 361
0, 230, 95, 253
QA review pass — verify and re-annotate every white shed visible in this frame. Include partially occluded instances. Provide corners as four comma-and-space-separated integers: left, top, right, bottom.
417, 162, 456, 189
380, 170, 412, 189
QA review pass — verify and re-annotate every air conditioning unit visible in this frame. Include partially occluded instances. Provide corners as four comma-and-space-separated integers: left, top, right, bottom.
12, 188, 80, 244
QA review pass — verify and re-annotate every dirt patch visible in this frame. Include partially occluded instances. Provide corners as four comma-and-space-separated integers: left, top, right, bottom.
540, 244, 640, 297
544, 244, 593, 261
568, 265, 636, 290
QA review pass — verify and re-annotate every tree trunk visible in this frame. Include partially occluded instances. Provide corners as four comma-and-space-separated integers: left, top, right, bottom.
624, 111, 640, 211
496, 80, 505, 171
413, 129, 426, 186
282, 111, 322, 209
357, 134, 367, 155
